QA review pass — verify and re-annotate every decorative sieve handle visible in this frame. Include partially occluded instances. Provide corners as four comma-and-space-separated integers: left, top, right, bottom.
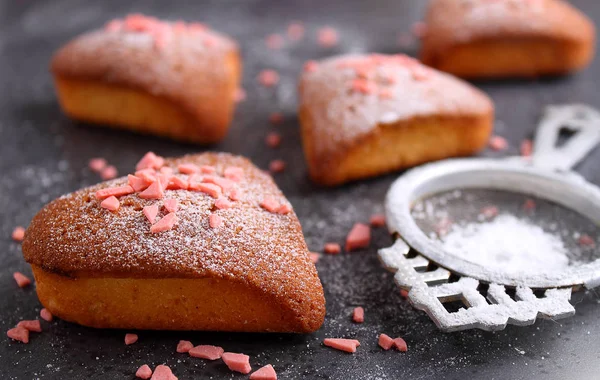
532, 104, 600, 171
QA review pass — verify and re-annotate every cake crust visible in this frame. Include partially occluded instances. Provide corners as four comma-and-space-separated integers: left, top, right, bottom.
299, 54, 494, 186
23, 152, 325, 332
420, 0, 595, 78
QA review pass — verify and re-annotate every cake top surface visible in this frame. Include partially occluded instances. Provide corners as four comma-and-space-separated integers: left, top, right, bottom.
423, 0, 594, 53
51, 14, 239, 115
23, 152, 323, 314
299, 54, 493, 160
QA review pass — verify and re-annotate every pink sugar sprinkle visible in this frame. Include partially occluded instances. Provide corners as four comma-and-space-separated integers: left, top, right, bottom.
13, 272, 31, 288
304, 60, 319, 73
411, 21, 428, 38
352, 307, 364, 323
178, 163, 199, 174
189, 22, 208, 32
136, 168, 157, 183
176, 340, 194, 353
150, 365, 176, 380
400, 289, 409, 299
200, 165, 216, 174
269, 113, 284, 125
89, 158, 107, 172
101, 165, 118, 180
276, 203, 292, 215
136, 152, 164, 171
189, 345, 224, 360
250, 364, 277, 380
164, 198, 179, 213
17, 320, 42, 333
489, 135, 508, 151
105, 20, 123, 32
203, 175, 235, 192
7, 326, 29, 344
139, 180, 165, 200
258, 70, 280, 88
323, 338, 360, 353
222, 352, 252, 374
309, 252, 320, 263
96, 185, 135, 200
393, 337, 408, 352
260, 197, 280, 213
40, 308, 53, 322
100, 196, 120, 211
128, 175, 151, 192
523, 199, 536, 211
578, 234, 596, 248
224, 166, 244, 182
125, 333, 138, 345
12, 226, 25, 242
324, 243, 341, 255
370, 214, 386, 228
136, 364, 153, 379
346, 223, 371, 251
351, 78, 377, 94
481, 205, 499, 219
150, 212, 178, 233
234, 88, 246, 103
124, 14, 154, 32
378, 88, 394, 99
287, 21, 305, 41
269, 159, 286, 173
265, 132, 282, 148
229, 188, 243, 201
521, 139, 533, 157
209, 213, 223, 228
167, 176, 189, 190
411, 66, 431, 81
266, 34, 284, 49
379, 334, 394, 350
317, 27, 339, 47
143, 204, 159, 224
197, 182, 224, 199
215, 198, 233, 210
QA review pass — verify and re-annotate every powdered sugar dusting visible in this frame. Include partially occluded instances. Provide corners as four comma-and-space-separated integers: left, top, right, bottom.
441, 214, 569, 275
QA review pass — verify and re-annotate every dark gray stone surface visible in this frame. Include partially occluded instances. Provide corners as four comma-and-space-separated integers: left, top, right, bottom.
1, 1, 599, 379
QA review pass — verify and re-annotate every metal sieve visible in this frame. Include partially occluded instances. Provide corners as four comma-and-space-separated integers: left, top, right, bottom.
379, 104, 600, 332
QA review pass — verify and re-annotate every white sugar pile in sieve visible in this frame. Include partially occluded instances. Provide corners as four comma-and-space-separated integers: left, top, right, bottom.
440, 214, 569, 274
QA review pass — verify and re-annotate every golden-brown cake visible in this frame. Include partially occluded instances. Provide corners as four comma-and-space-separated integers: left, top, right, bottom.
51, 14, 242, 144
298, 54, 494, 187
22, 152, 325, 333
420, 0, 595, 78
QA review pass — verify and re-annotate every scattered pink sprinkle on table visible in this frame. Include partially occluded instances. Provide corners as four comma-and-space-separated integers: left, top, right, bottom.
269, 113, 284, 125
12, 226, 25, 242
176, 340, 194, 353
266, 132, 282, 148
136, 364, 153, 379
89, 158, 107, 172
17, 320, 42, 332
250, 364, 277, 380
287, 21, 305, 41
189, 345, 224, 360
323, 338, 360, 353
222, 352, 252, 374
258, 70, 280, 87
266, 34, 284, 49
324, 243, 341, 254
489, 135, 508, 151
269, 159, 286, 173
318, 27, 339, 47
40, 308, 53, 322
346, 223, 371, 251
150, 364, 175, 380
7, 326, 29, 343
125, 333, 138, 345
352, 307, 364, 323
520, 139, 533, 157
393, 337, 408, 352
13, 272, 31, 288
370, 214, 386, 228
378, 333, 394, 350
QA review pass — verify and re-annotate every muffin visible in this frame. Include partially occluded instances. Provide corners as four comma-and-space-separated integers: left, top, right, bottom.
22, 152, 325, 333
298, 54, 494, 186
51, 14, 242, 144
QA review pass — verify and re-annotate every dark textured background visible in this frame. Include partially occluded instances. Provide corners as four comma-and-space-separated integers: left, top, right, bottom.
1, 1, 600, 379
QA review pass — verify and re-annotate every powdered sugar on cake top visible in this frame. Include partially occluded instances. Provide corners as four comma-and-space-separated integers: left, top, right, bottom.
299, 54, 492, 160
423, 0, 588, 54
